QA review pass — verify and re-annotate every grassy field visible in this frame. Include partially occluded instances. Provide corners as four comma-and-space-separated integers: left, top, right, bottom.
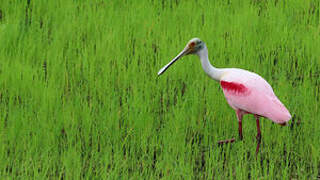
0, 0, 319, 179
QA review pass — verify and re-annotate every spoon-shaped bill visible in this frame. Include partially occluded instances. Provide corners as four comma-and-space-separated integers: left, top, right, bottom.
157, 48, 188, 76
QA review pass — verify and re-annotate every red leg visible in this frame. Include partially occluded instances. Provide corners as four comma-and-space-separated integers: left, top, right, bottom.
236, 110, 243, 140
255, 115, 262, 155
217, 138, 235, 145
218, 110, 243, 145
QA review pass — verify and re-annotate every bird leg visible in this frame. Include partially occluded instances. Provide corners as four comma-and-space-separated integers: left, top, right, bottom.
217, 138, 235, 145
218, 110, 243, 145
237, 110, 243, 140
255, 115, 262, 155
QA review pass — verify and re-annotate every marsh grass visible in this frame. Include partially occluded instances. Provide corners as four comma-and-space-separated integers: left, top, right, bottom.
0, 0, 319, 179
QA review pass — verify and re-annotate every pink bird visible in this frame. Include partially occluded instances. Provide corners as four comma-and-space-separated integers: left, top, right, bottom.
158, 38, 291, 153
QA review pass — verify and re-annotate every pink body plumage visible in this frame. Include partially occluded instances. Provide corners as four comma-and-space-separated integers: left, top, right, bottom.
220, 68, 291, 124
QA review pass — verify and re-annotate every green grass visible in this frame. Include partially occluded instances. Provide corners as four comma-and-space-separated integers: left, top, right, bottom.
0, 0, 319, 179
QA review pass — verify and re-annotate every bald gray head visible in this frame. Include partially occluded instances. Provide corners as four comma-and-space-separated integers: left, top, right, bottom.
186, 37, 205, 55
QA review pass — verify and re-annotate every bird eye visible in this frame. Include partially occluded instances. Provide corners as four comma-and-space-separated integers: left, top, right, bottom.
189, 42, 196, 48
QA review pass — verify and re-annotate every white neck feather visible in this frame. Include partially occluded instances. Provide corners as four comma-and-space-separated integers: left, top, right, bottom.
196, 45, 224, 81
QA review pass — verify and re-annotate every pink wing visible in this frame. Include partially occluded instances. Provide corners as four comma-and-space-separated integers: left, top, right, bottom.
220, 68, 291, 124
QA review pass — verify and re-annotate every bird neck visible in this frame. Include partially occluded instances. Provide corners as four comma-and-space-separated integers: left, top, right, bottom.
197, 45, 223, 81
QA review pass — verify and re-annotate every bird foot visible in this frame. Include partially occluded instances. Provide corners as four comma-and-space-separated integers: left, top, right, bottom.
217, 138, 236, 145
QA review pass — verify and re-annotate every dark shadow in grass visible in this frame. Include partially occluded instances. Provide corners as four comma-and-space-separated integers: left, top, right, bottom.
0, 9, 3, 21
290, 114, 301, 130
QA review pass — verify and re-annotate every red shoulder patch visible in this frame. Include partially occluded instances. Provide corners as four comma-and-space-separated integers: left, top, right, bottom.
220, 81, 249, 95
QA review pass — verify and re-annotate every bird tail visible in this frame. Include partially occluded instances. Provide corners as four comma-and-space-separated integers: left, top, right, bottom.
265, 97, 291, 125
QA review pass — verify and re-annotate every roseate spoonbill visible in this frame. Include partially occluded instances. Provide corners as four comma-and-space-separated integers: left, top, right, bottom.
158, 38, 291, 154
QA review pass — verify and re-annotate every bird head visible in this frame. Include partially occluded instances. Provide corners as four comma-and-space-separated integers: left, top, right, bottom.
185, 38, 205, 55
158, 38, 205, 75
